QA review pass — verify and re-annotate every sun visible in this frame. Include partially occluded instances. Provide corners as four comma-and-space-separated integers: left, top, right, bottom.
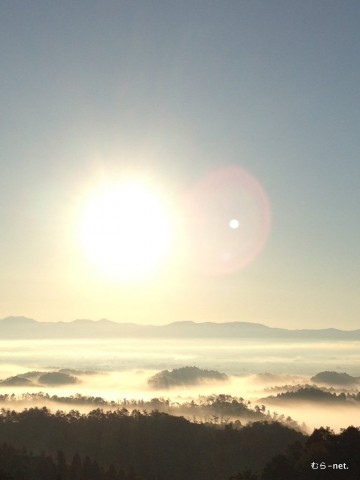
78, 180, 173, 281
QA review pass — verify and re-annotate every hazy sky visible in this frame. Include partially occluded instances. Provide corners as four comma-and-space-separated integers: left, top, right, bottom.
1, 1, 359, 328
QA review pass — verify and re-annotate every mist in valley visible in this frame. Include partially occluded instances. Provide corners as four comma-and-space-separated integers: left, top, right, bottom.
1, 337, 359, 374
0, 337, 358, 433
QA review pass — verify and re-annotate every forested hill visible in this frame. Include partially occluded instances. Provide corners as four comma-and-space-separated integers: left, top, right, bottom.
232, 426, 360, 479
0, 443, 134, 480
1, 317, 360, 340
0, 407, 303, 480
148, 366, 228, 388
0, 420, 359, 480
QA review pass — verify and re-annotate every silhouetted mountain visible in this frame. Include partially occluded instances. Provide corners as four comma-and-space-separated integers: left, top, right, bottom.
148, 366, 228, 388
0, 376, 34, 387
1, 316, 36, 325
311, 371, 359, 386
0, 370, 81, 387
38, 372, 79, 386
263, 387, 348, 404
1, 317, 359, 340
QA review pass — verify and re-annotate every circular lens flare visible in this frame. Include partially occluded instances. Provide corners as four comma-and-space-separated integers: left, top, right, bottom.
184, 166, 271, 275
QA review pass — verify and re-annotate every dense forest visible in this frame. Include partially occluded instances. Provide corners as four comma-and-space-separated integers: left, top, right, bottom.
231, 426, 360, 479
0, 442, 137, 480
0, 407, 358, 479
0, 404, 358, 479
0, 406, 304, 480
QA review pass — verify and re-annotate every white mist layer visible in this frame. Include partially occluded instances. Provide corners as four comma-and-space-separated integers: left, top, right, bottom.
0, 338, 358, 432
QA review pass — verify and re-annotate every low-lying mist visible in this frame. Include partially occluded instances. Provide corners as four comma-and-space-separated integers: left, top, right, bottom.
0, 337, 358, 433
0, 366, 358, 433
1, 338, 359, 375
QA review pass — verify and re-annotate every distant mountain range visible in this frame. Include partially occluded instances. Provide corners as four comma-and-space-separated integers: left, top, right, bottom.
0, 316, 359, 340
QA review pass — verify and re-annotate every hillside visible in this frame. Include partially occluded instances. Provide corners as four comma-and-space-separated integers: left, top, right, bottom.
311, 371, 359, 386
0, 407, 304, 480
148, 366, 228, 388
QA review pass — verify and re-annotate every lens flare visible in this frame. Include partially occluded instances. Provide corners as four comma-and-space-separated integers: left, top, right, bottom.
184, 165, 271, 275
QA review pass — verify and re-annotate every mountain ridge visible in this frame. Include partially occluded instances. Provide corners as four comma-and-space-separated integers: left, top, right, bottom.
0, 316, 359, 340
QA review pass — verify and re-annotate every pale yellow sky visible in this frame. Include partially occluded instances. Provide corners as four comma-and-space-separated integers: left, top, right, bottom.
1, 3, 359, 330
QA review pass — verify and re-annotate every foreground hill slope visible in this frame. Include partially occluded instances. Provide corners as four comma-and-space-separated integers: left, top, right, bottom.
0, 407, 304, 480
232, 426, 360, 479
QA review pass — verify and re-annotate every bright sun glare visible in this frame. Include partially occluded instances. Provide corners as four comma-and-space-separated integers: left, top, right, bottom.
78, 181, 173, 281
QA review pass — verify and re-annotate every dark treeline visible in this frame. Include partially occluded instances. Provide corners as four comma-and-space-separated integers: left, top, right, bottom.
230, 426, 360, 479
0, 407, 304, 480
0, 393, 302, 429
